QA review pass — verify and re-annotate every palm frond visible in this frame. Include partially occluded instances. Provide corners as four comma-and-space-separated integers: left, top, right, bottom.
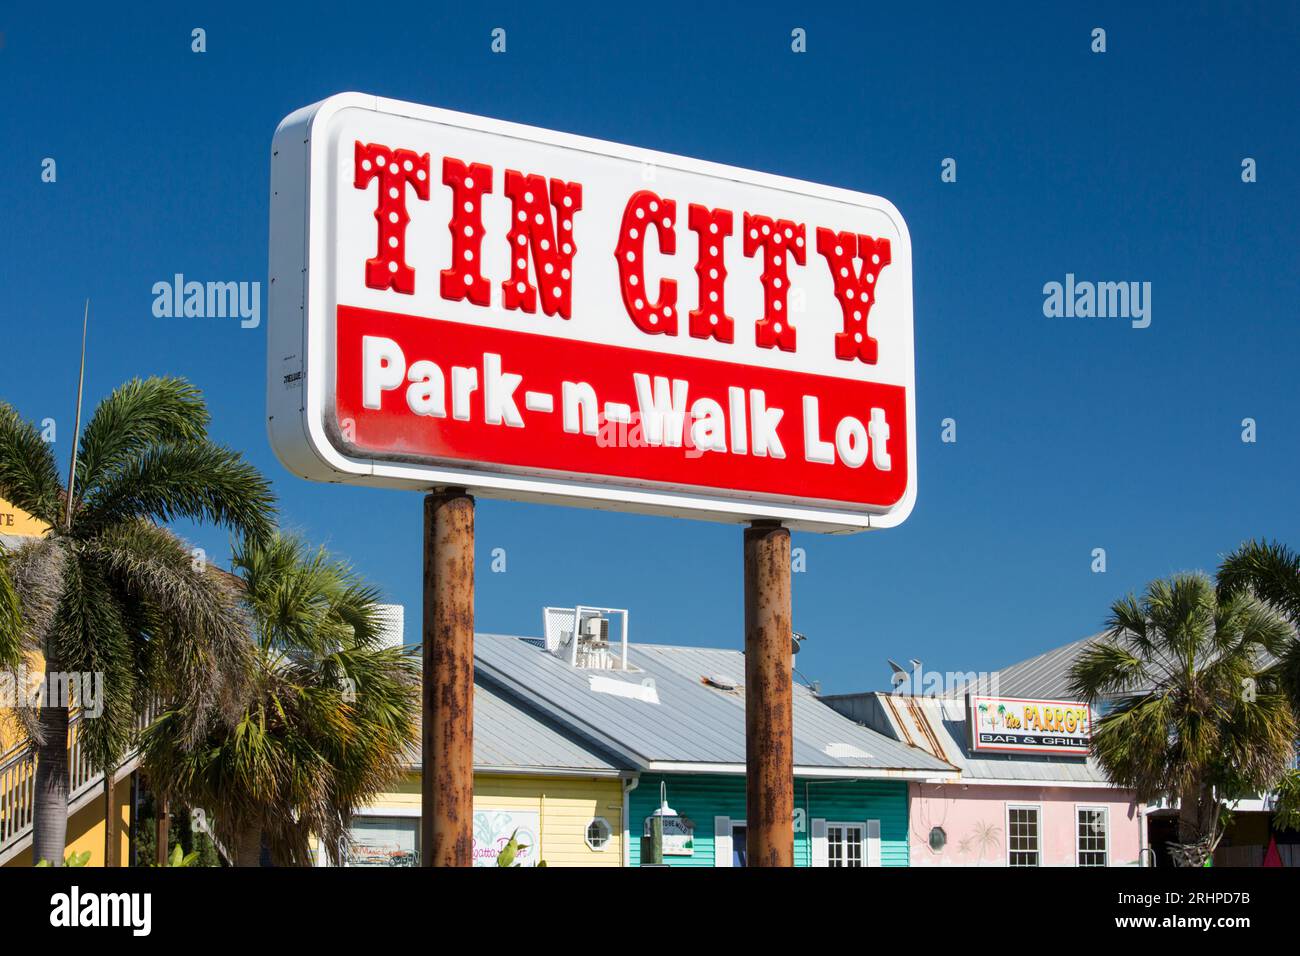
84, 520, 253, 739
0, 553, 22, 671
74, 377, 210, 496
0, 402, 64, 527
1273, 769, 1300, 832
1067, 638, 1149, 701
77, 442, 275, 542
1218, 540, 1300, 626
46, 552, 138, 771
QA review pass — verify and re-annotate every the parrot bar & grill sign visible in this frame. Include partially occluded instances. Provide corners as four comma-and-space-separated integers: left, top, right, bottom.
968, 695, 1093, 756
268, 94, 917, 532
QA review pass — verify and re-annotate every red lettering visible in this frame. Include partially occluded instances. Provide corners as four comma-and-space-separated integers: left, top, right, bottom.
440, 157, 493, 307
354, 141, 430, 294
687, 204, 734, 343
502, 170, 582, 318
816, 228, 892, 364
615, 190, 678, 335
743, 213, 805, 352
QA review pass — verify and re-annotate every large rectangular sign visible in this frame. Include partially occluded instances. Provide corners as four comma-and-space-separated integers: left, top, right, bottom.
968, 695, 1092, 756
268, 93, 916, 531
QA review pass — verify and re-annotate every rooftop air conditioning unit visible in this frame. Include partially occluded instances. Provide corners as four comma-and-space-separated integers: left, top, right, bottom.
542, 606, 629, 671
583, 616, 610, 643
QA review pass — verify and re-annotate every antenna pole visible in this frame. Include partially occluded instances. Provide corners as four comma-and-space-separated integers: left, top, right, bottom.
63, 299, 89, 530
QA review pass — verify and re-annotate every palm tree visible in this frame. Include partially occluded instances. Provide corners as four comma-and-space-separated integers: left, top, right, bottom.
141, 533, 419, 866
1217, 539, 1300, 828
0, 554, 21, 671
0, 378, 275, 865
1068, 573, 1297, 859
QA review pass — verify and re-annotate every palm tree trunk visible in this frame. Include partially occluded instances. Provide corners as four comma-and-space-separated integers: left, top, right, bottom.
103, 774, 117, 867
31, 703, 70, 866
154, 794, 169, 866
1178, 781, 1219, 849
234, 826, 263, 867
1177, 784, 1203, 844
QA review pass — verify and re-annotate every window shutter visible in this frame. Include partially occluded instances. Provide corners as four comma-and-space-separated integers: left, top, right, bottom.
866, 819, 881, 867
714, 816, 733, 868
811, 818, 829, 867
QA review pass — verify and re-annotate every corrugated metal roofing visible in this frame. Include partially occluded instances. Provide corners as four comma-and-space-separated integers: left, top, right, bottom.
950, 631, 1280, 702
472, 678, 622, 773
947, 633, 1107, 699
473, 633, 955, 776
822, 692, 1117, 785
406, 677, 622, 774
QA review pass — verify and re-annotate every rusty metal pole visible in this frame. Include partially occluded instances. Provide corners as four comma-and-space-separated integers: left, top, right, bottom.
744, 520, 794, 867
422, 489, 475, 867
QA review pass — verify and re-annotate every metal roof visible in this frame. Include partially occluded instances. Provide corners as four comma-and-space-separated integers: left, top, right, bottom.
473, 677, 623, 774
949, 633, 1107, 699
950, 631, 1281, 702
820, 691, 1122, 785
406, 676, 623, 775
473, 633, 955, 778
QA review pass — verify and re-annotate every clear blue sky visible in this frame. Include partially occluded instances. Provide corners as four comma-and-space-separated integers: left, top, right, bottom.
2, 2, 1297, 694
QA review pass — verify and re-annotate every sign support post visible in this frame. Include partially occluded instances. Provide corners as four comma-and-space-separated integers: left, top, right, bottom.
421, 489, 475, 867
743, 520, 794, 867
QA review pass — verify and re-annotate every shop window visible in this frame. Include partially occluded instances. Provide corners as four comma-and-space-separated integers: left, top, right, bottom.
1007, 806, 1040, 866
585, 817, 612, 851
345, 816, 419, 867
827, 823, 865, 867
1077, 807, 1109, 867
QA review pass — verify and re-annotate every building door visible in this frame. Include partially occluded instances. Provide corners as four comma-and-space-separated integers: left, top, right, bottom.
731, 823, 748, 867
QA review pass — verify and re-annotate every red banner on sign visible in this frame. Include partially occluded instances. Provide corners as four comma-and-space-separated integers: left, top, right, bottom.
334, 305, 908, 510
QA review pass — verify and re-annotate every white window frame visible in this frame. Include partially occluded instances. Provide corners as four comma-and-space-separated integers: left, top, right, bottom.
585, 816, 612, 852
811, 818, 881, 867
826, 821, 866, 868
1074, 805, 1109, 867
1005, 803, 1042, 867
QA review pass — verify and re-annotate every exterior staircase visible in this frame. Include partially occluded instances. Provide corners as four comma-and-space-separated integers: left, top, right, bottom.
0, 704, 155, 866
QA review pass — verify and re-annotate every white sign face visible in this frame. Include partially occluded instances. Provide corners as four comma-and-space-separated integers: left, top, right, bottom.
268, 93, 916, 532
472, 809, 539, 867
968, 696, 1092, 756
643, 814, 695, 856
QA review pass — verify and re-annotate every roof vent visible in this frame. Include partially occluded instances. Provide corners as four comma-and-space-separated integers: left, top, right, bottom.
703, 673, 739, 691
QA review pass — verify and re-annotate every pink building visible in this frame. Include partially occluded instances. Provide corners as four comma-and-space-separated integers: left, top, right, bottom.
822, 688, 1145, 867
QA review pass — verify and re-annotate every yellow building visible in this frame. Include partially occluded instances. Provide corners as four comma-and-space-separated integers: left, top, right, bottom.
0, 496, 49, 541
340, 680, 627, 867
